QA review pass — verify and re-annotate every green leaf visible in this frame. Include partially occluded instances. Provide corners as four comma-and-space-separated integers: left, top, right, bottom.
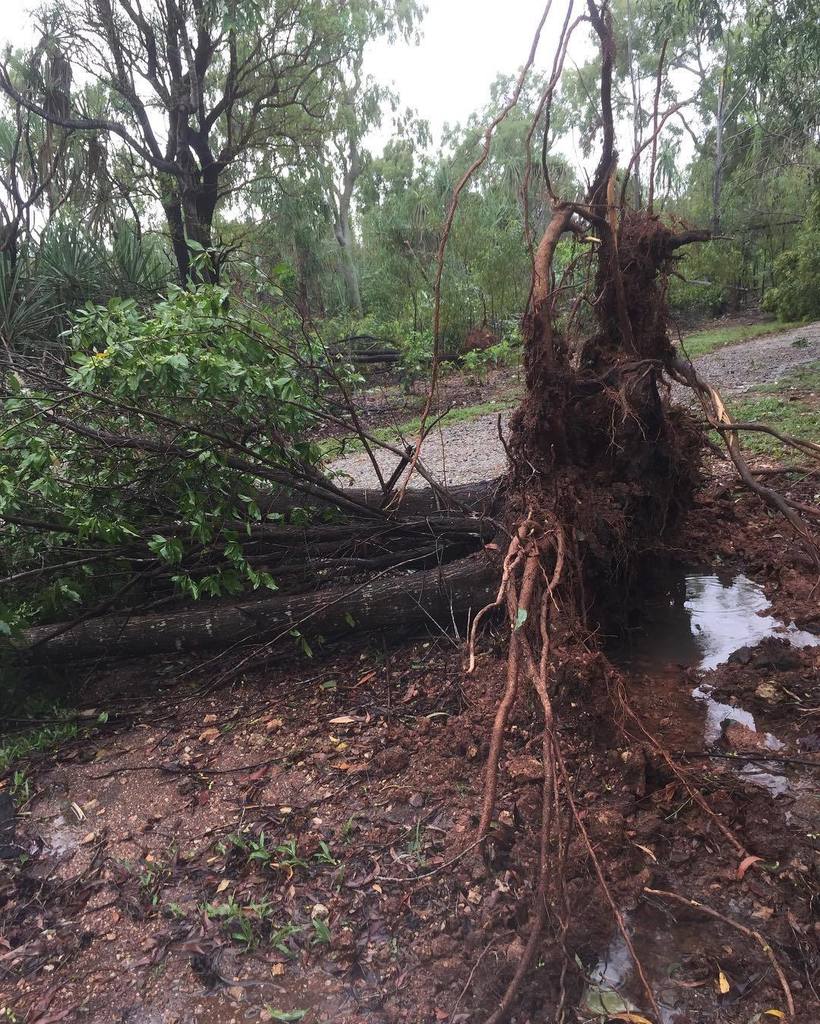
267, 1010, 307, 1022
514, 608, 528, 630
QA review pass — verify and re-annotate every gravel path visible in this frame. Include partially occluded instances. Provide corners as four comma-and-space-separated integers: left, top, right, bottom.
331, 322, 820, 489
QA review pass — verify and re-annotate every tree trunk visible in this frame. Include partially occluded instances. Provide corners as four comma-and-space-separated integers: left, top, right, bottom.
712, 71, 726, 235
18, 554, 497, 664
332, 132, 364, 316
333, 210, 363, 316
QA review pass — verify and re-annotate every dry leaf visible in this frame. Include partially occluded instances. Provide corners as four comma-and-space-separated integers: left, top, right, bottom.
329, 715, 359, 725
271, 963, 285, 976
198, 727, 220, 743
717, 969, 730, 994
203, 714, 218, 724
216, 879, 230, 893
763, 1011, 785, 1019
737, 854, 763, 880
80, 831, 97, 845
264, 718, 284, 732
332, 761, 366, 772
608, 1014, 654, 1024
634, 843, 657, 863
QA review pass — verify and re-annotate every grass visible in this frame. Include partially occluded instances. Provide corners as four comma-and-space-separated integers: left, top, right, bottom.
325, 396, 518, 458
722, 360, 819, 458
0, 717, 79, 776
678, 318, 800, 358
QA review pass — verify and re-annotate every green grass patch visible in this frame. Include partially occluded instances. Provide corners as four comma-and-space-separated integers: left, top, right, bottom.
0, 717, 79, 775
679, 319, 800, 358
720, 360, 819, 458
326, 397, 519, 458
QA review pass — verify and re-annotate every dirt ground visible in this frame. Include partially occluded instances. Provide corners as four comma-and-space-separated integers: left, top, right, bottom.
2, 459, 819, 1024
331, 318, 820, 489
2, 346, 820, 1024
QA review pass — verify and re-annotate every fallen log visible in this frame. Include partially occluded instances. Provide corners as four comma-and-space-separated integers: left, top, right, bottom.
258, 476, 503, 517
17, 552, 498, 664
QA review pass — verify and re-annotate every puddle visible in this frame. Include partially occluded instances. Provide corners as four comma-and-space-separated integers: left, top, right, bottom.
587, 568, 820, 1019
615, 568, 819, 673
583, 905, 734, 1024
613, 568, 819, 763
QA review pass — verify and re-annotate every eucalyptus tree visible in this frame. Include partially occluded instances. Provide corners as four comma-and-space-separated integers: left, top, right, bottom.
1, 0, 423, 284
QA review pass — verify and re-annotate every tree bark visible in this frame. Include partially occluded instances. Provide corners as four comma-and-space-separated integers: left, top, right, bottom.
18, 553, 497, 664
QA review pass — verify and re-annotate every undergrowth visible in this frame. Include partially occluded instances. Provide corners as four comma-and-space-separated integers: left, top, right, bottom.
726, 360, 819, 458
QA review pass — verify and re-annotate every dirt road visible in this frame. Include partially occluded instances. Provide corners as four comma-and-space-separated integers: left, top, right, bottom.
331, 321, 819, 489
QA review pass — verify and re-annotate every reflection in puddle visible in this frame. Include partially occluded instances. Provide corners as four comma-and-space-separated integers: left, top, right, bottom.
591, 569, 820, 1019
616, 569, 819, 760
685, 573, 818, 671
617, 569, 818, 673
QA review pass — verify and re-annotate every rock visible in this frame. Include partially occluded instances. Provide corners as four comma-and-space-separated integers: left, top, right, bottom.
720, 720, 770, 752
728, 646, 753, 665
506, 754, 542, 783
409, 792, 424, 808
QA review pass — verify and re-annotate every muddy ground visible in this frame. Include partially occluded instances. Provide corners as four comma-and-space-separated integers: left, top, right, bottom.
2, 462, 818, 1024
2, 382, 819, 1024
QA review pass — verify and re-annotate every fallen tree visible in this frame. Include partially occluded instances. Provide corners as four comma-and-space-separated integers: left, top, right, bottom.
19, 550, 497, 663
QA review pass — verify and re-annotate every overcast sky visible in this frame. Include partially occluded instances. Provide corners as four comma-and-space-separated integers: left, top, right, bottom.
2, 0, 583, 155
365, 0, 578, 149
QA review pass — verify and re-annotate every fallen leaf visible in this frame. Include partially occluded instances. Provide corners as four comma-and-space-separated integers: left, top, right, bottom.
264, 718, 284, 732
717, 969, 731, 994
271, 963, 285, 976
329, 715, 359, 725
737, 855, 763, 880
216, 879, 230, 893
608, 1014, 654, 1024
70, 802, 86, 822
198, 727, 220, 743
763, 1011, 785, 1019
80, 831, 97, 845
203, 714, 218, 724
634, 843, 657, 863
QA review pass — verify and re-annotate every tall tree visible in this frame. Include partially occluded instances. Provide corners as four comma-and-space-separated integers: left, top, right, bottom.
1, 0, 421, 284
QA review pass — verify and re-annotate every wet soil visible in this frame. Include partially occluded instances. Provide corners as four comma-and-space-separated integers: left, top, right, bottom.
2, 439, 820, 1024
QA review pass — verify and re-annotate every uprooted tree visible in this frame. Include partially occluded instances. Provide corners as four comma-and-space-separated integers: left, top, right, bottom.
2, 2, 819, 1018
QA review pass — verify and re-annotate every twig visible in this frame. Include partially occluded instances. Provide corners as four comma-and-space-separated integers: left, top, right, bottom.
645, 887, 795, 1017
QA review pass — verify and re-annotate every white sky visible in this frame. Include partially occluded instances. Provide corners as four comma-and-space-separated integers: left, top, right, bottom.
364, 0, 578, 150
2, 0, 584, 156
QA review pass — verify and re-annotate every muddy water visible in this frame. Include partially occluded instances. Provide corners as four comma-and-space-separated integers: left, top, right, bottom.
615, 568, 819, 674
614, 567, 819, 750
586, 569, 820, 1020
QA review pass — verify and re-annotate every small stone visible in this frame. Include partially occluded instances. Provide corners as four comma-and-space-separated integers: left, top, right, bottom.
755, 681, 781, 703
409, 792, 424, 808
